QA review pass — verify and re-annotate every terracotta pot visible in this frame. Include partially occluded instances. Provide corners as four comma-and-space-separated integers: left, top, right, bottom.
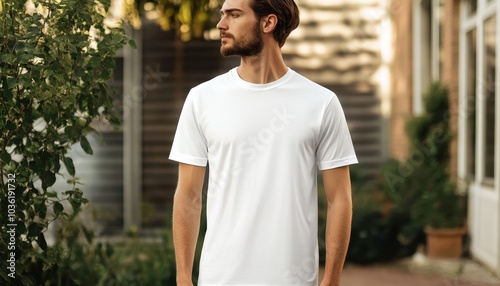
425, 227, 466, 258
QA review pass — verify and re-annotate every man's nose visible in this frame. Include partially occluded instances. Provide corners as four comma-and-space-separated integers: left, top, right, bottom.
217, 16, 227, 30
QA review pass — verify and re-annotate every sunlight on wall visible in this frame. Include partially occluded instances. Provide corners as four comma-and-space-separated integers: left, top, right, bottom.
375, 0, 392, 119
284, 0, 391, 87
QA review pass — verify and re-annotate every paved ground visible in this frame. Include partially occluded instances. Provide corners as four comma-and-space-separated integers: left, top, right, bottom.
319, 253, 500, 286
339, 264, 498, 286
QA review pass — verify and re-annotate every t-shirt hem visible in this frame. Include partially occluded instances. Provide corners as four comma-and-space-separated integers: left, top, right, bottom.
317, 156, 358, 170
168, 152, 207, 167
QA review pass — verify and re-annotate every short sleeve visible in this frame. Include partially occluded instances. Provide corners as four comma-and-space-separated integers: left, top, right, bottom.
168, 90, 208, 166
316, 96, 358, 170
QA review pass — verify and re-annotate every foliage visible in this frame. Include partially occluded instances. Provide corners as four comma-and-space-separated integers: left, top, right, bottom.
0, 0, 131, 283
373, 158, 428, 244
383, 82, 464, 240
347, 210, 415, 264
29, 208, 176, 285
335, 164, 421, 264
416, 167, 464, 229
406, 82, 452, 168
404, 82, 464, 229
127, 0, 223, 40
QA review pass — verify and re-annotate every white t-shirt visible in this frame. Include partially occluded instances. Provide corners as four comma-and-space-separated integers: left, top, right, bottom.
169, 67, 358, 286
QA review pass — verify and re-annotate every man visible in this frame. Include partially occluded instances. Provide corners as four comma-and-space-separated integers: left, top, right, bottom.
169, 0, 357, 285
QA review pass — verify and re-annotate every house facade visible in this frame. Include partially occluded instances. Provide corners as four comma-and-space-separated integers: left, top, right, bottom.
391, 0, 500, 276
49, 0, 499, 277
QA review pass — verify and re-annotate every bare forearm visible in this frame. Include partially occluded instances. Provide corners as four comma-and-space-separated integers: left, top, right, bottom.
322, 198, 352, 286
173, 191, 202, 283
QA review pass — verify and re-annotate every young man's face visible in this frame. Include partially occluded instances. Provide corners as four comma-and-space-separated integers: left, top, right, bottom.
217, 0, 264, 57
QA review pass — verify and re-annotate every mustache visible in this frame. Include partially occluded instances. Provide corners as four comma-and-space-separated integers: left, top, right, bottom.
220, 32, 234, 38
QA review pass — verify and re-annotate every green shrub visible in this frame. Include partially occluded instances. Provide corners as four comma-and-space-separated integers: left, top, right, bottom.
29, 207, 177, 285
402, 82, 464, 230
343, 162, 422, 264
318, 164, 415, 265
0, 1, 131, 283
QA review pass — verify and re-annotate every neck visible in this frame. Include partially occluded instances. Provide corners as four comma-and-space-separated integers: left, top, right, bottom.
236, 44, 288, 84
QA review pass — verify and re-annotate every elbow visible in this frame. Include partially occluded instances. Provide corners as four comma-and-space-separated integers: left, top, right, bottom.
327, 192, 352, 211
173, 188, 203, 213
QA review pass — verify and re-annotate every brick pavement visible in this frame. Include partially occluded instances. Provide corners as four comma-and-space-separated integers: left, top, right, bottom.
318, 255, 500, 286
338, 264, 500, 286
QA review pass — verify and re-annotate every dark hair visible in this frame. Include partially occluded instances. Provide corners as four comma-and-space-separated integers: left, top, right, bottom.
249, 0, 300, 47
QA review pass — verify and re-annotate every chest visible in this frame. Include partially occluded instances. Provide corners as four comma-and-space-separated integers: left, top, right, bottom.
199, 97, 321, 155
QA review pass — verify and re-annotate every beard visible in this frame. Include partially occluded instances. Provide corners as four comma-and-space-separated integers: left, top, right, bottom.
220, 22, 263, 57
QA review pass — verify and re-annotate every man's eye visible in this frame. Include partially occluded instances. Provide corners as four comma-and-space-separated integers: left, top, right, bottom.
231, 13, 239, 18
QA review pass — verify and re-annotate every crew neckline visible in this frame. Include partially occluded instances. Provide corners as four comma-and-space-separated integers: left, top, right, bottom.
229, 67, 295, 91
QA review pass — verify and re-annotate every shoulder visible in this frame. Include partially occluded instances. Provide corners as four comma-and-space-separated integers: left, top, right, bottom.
190, 70, 231, 95
289, 70, 338, 103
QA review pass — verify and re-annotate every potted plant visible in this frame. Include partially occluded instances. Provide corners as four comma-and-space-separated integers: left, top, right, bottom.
419, 166, 466, 258
405, 82, 466, 258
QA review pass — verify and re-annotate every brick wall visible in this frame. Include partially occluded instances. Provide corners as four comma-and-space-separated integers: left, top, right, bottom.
390, 0, 413, 160
442, 0, 460, 180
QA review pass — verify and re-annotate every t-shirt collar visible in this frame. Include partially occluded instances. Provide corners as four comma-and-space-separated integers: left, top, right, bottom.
229, 67, 295, 91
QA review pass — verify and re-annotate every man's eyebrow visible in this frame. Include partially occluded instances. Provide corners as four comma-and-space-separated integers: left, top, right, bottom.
219, 8, 244, 15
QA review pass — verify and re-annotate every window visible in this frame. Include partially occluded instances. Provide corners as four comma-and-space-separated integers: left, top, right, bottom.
467, 0, 478, 16
483, 16, 496, 180
460, 0, 498, 187
413, 0, 445, 114
466, 28, 477, 177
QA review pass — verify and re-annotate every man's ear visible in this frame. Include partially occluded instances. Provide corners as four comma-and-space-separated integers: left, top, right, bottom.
261, 14, 278, 34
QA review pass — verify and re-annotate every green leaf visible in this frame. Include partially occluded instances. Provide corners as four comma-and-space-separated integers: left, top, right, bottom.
53, 202, 64, 215
46, 191, 58, 198
105, 242, 114, 257
0, 54, 15, 62
82, 226, 94, 243
64, 125, 78, 138
80, 136, 93, 155
39, 206, 47, 219
17, 223, 27, 235
128, 39, 137, 49
45, 69, 53, 78
63, 157, 75, 176
6, 78, 16, 89
1, 77, 13, 100
89, 57, 100, 68
0, 151, 11, 164
112, 33, 123, 44
17, 53, 32, 62
5, 121, 16, 131
37, 233, 48, 251
28, 222, 42, 238
70, 200, 81, 212
41, 171, 56, 190
109, 116, 121, 126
